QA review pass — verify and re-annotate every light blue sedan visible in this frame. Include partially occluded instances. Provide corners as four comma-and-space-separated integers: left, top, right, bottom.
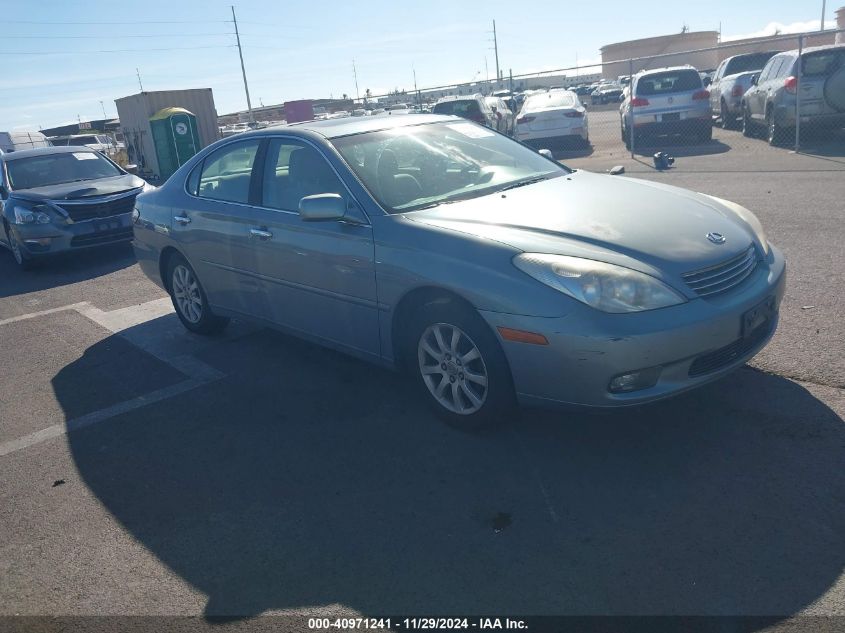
132, 114, 785, 429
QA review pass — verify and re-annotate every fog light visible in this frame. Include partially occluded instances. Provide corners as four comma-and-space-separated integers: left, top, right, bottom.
24, 238, 52, 247
608, 366, 662, 393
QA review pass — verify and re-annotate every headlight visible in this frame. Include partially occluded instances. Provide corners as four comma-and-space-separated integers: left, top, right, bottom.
12, 203, 52, 225
704, 195, 769, 255
514, 253, 686, 313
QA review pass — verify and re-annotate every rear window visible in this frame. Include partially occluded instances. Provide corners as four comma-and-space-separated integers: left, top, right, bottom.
636, 70, 702, 95
433, 100, 481, 116
724, 52, 779, 75
802, 49, 845, 76
68, 136, 98, 146
525, 91, 576, 109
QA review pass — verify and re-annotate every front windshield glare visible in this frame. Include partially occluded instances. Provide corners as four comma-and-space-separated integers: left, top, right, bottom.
7, 151, 122, 190
331, 121, 567, 213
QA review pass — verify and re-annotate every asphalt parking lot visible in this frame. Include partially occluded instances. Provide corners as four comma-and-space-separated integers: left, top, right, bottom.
1, 123, 844, 629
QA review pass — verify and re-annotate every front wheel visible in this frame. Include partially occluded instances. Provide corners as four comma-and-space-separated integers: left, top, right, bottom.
407, 302, 515, 430
167, 254, 229, 335
7, 228, 34, 271
720, 100, 735, 130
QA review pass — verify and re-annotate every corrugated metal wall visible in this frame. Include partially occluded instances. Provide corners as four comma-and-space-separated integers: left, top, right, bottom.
114, 89, 220, 181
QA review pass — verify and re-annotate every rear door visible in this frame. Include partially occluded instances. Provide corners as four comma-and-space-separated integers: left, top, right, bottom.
172, 138, 266, 318
750, 56, 781, 119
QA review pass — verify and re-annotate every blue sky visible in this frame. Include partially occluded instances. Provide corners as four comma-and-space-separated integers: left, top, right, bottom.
0, 0, 836, 130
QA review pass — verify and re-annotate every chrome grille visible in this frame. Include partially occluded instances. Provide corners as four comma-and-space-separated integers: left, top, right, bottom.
682, 245, 758, 297
55, 192, 137, 222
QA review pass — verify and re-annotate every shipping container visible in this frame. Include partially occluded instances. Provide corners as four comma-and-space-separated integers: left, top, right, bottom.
114, 89, 219, 181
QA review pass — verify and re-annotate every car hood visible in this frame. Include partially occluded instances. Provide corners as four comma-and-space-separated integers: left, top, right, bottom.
407, 170, 760, 279
10, 174, 144, 202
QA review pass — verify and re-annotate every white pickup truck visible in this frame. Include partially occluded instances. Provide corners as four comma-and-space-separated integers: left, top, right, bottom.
707, 51, 780, 128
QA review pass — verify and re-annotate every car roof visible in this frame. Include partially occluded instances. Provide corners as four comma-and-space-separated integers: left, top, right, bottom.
636, 65, 697, 77
252, 113, 462, 139
0, 145, 100, 161
435, 94, 483, 103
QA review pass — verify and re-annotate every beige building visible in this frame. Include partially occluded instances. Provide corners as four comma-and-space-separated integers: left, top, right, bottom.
601, 27, 839, 80
601, 31, 719, 79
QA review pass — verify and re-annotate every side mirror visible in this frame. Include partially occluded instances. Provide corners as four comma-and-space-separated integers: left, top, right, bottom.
124, 164, 139, 175
750, 74, 759, 86
538, 149, 554, 159
702, 76, 712, 87
299, 193, 346, 221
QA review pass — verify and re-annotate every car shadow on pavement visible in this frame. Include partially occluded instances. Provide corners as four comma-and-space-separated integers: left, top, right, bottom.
56, 319, 845, 622
796, 128, 845, 161
0, 242, 135, 299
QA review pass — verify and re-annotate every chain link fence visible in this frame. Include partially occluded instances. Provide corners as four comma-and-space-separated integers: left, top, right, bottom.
361, 28, 845, 170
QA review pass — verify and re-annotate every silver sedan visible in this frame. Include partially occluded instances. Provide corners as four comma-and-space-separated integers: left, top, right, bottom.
132, 114, 785, 429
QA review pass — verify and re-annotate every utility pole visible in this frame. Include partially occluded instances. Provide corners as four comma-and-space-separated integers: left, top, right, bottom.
99, 100, 107, 121
353, 59, 360, 104
231, 5, 254, 123
492, 20, 500, 86
821, 0, 826, 30
135, 68, 144, 91
413, 66, 420, 106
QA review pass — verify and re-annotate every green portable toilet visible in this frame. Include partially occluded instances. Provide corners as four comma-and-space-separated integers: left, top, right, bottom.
149, 107, 201, 180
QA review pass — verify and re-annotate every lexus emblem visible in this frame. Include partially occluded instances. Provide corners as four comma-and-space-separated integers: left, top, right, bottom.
706, 232, 726, 244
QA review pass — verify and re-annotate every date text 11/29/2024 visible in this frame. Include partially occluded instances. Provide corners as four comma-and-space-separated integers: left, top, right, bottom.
307, 618, 528, 630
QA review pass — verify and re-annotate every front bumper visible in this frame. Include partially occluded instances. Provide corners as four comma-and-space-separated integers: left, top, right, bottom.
480, 245, 786, 409
10, 213, 134, 259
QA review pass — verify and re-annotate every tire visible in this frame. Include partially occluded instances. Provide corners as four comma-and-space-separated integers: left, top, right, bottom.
766, 109, 786, 147
405, 301, 515, 430
741, 106, 755, 138
166, 254, 229, 335
6, 226, 35, 271
720, 100, 735, 130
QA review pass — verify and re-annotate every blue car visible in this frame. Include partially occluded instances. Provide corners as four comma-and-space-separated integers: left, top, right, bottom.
132, 114, 785, 429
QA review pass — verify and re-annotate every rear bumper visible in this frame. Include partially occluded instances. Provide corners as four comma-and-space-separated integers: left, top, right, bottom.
479, 245, 786, 409
633, 116, 710, 136
774, 104, 845, 128
517, 127, 588, 144
10, 213, 134, 259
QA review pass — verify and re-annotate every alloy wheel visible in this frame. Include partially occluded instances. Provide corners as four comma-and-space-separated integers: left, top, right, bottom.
417, 322, 489, 415
9, 233, 23, 265
172, 264, 203, 324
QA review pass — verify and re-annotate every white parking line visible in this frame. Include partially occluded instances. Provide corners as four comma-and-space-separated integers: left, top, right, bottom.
0, 299, 227, 457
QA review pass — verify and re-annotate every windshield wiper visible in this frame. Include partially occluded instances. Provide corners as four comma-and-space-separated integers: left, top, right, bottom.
497, 176, 549, 193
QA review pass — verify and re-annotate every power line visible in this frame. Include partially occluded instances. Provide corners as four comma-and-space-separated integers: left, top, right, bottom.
0, 45, 237, 55
3, 33, 236, 39
2, 19, 229, 24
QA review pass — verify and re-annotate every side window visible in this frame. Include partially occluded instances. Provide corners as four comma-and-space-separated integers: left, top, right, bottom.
186, 162, 201, 196
197, 140, 260, 204
261, 139, 345, 212
760, 57, 782, 83
777, 56, 796, 78
714, 60, 725, 81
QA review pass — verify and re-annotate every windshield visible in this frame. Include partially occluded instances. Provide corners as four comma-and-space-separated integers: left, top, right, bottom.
724, 52, 779, 75
331, 121, 567, 213
6, 151, 123, 190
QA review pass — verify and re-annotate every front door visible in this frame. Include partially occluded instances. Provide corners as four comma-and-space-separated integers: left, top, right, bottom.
246, 137, 380, 358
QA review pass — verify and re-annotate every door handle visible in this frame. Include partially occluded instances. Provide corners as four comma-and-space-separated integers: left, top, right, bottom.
174, 214, 191, 225
249, 228, 273, 240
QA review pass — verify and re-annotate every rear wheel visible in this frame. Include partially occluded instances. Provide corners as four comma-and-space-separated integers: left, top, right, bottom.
406, 301, 515, 430
766, 109, 786, 146
166, 254, 229, 335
